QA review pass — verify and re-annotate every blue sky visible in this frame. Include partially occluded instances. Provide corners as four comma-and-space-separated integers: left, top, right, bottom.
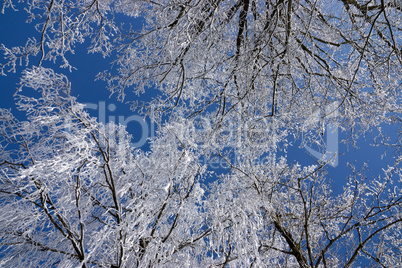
0, 6, 154, 148
0, 6, 398, 193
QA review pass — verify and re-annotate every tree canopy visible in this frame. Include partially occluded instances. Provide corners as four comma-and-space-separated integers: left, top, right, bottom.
1, 0, 402, 267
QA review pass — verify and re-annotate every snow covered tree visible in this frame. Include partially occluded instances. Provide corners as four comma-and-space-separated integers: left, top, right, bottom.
1, 0, 402, 267
0, 68, 209, 267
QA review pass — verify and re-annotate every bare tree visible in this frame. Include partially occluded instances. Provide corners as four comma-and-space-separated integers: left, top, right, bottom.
0, 0, 402, 267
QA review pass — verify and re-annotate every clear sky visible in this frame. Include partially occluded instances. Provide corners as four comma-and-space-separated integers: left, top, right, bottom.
0, 5, 398, 193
